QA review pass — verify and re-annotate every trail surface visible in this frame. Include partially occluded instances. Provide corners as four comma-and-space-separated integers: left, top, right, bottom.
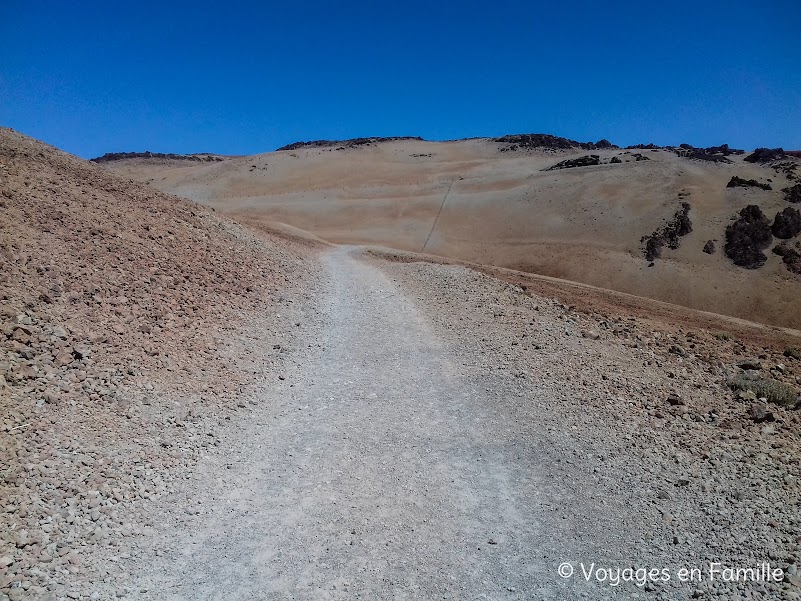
129, 247, 623, 600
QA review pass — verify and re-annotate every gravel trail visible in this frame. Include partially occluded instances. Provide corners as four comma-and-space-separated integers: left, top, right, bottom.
125, 246, 632, 600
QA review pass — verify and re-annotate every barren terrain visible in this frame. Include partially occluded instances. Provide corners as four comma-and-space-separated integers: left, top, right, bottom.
0, 129, 322, 599
2, 129, 801, 600
100, 137, 801, 329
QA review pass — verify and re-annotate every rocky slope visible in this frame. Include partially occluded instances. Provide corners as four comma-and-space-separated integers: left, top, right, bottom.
374, 249, 801, 600
98, 135, 801, 329
0, 128, 321, 599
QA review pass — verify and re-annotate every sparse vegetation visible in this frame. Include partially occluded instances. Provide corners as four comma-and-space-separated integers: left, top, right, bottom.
715, 331, 731, 341
728, 375, 799, 406
784, 347, 801, 360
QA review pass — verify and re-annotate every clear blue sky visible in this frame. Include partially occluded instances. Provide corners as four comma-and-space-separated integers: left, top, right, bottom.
1, 0, 799, 158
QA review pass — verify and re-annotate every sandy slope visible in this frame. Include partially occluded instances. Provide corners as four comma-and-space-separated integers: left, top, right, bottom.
101, 139, 801, 329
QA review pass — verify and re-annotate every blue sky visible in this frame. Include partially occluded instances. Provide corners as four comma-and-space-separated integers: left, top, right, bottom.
1, 0, 799, 158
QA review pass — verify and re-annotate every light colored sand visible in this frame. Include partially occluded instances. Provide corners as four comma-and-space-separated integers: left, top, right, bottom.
102, 139, 801, 328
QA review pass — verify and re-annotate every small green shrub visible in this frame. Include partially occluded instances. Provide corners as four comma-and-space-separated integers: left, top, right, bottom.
715, 332, 731, 341
729, 375, 798, 406
784, 347, 801, 360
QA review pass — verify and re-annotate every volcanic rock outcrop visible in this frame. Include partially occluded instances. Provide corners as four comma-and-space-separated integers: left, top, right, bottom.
91, 151, 225, 163
493, 133, 616, 151
544, 155, 601, 170
727, 176, 772, 190
772, 207, 801, 239
784, 184, 801, 203
641, 203, 692, 261
724, 205, 773, 268
773, 242, 801, 274
276, 137, 424, 151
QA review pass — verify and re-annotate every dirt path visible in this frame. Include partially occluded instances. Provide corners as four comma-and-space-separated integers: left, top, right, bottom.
122, 247, 640, 600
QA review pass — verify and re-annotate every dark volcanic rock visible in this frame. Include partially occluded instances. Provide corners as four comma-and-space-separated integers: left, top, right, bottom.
774, 161, 801, 181
738, 145, 800, 180
627, 143, 663, 150
641, 202, 693, 261
727, 176, 772, 191
493, 133, 617, 151
724, 205, 773, 268
544, 155, 601, 171
610, 156, 622, 164
773, 242, 801, 274
784, 184, 801, 203
772, 207, 801, 239
703, 240, 716, 254
91, 152, 224, 163
706, 144, 741, 155
276, 136, 424, 151
745, 148, 786, 163
494, 133, 578, 150
676, 144, 742, 163
686, 151, 731, 163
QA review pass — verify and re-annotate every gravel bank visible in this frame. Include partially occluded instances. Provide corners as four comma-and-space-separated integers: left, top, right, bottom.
376, 254, 801, 600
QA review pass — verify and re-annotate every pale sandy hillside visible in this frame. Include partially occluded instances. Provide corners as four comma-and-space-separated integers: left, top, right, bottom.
99, 137, 801, 328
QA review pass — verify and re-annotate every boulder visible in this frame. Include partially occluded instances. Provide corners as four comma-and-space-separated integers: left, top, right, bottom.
748, 404, 774, 423
784, 183, 801, 203
642, 203, 693, 261
544, 155, 601, 171
727, 176, 772, 190
724, 205, 773, 268
773, 242, 801, 274
772, 207, 801, 239
744, 148, 786, 163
